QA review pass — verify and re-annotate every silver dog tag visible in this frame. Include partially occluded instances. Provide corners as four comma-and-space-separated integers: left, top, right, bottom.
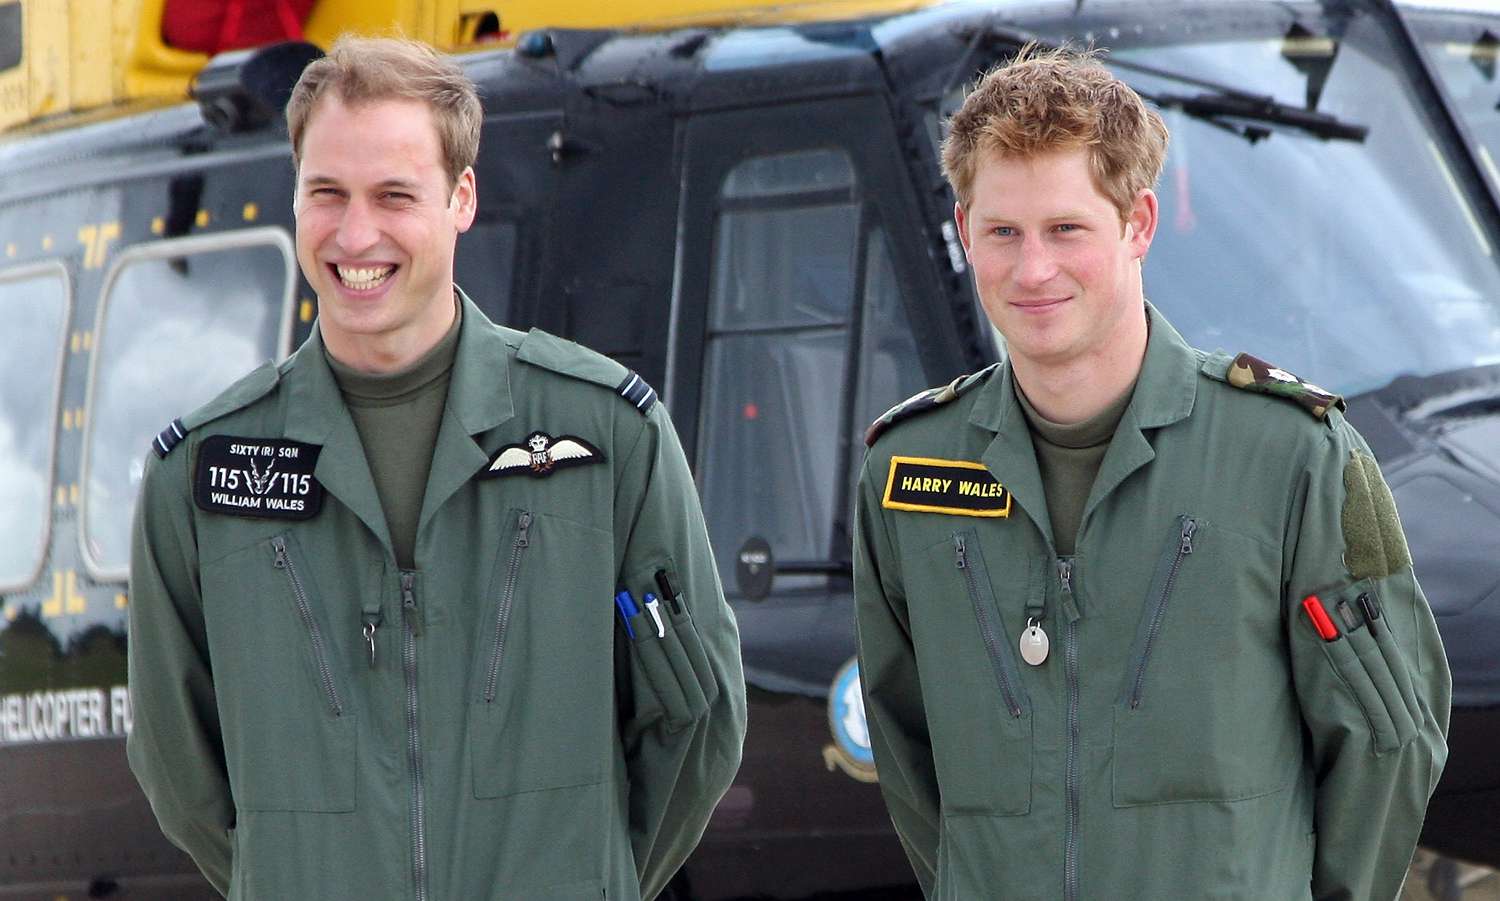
1019, 619, 1050, 666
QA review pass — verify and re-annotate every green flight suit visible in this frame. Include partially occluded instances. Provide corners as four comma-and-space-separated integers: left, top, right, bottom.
854, 306, 1450, 900
127, 291, 746, 900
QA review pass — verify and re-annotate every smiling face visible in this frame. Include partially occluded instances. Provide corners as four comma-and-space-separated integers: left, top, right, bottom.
956, 147, 1156, 375
294, 94, 476, 370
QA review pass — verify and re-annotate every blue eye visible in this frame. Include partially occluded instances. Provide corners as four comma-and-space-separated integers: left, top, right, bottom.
993, 226, 1015, 237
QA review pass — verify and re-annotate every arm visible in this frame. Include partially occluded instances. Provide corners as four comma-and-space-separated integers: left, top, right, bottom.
1284, 420, 1451, 901
853, 452, 939, 897
612, 403, 747, 900
126, 448, 235, 896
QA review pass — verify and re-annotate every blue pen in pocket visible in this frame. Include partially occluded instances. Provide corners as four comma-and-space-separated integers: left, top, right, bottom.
614, 589, 639, 639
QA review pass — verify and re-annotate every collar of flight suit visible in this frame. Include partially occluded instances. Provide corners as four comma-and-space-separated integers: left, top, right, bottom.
964, 301, 1200, 553
279, 286, 517, 555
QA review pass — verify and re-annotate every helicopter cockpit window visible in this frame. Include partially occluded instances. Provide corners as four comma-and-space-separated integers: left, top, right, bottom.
698, 149, 859, 593
82, 231, 293, 581
1410, 18, 1500, 195
1113, 28, 1500, 396
852, 229, 927, 480
0, 264, 70, 593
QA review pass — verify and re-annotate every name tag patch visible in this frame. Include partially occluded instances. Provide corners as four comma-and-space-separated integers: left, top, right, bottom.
882, 456, 1010, 517
193, 435, 324, 520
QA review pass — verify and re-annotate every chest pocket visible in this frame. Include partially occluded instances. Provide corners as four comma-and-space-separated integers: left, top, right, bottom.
1112, 515, 1298, 806
916, 530, 1034, 817
201, 532, 356, 813
470, 510, 615, 799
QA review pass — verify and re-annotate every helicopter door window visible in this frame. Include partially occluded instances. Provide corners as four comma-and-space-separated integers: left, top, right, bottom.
850, 229, 926, 485
0, 264, 70, 593
82, 231, 294, 581
698, 149, 859, 594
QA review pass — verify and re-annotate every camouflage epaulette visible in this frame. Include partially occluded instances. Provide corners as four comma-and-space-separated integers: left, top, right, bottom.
1219, 352, 1345, 421
864, 364, 997, 447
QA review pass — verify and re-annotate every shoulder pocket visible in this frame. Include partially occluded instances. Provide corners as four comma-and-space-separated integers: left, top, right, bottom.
623, 586, 719, 732
1314, 583, 1421, 754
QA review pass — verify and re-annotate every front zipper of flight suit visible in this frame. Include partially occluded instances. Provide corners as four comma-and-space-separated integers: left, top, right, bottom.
484, 511, 533, 703
1127, 516, 1198, 709
401, 571, 428, 901
1060, 558, 1080, 901
270, 536, 344, 717
954, 534, 1023, 718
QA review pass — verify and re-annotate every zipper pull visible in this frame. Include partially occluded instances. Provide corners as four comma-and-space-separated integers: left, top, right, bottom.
1057, 559, 1082, 624
955, 534, 968, 569
272, 538, 288, 568
516, 511, 532, 548
1180, 518, 1197, 555
363, 621, 378, 669
401, 572, 422, 636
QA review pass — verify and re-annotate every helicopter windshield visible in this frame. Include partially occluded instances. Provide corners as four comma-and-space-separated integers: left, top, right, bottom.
1128, 17, 1500, 397
945, 9, 1500, 398
1404, 8, 1500, 197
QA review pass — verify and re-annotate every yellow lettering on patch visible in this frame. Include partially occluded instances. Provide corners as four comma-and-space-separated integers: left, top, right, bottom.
881, 456, 1011, 518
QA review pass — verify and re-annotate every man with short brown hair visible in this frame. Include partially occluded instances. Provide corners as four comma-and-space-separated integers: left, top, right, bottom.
128, 35, 745, 900
855, 46, 1448, 899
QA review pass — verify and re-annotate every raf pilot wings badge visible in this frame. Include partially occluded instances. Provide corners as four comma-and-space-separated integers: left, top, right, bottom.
482, 431, 605, 479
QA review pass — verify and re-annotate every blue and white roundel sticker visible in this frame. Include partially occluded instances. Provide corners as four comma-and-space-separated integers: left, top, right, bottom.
824, 657, 877, 782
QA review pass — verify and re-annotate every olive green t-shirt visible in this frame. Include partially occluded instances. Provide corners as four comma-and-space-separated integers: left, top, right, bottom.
1015, 378, 1136, 557
326, 306, 462, 569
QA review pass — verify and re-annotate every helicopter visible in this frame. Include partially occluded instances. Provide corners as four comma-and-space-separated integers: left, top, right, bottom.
1, 0, 1498, 897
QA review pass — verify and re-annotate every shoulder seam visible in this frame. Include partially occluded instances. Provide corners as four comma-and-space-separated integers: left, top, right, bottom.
155, 361, 280, 457
516, 328, 656, 416
864, 363, 997, 448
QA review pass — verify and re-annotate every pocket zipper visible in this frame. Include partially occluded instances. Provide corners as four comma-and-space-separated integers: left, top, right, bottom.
1127, 516, 1198, 709
271, 536, 344, 717
956, 534, 1023, 718
483, 511, 533, 703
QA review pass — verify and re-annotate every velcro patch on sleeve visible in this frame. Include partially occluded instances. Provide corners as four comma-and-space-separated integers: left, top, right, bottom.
194, 435, 324, 520
1342, 450, 1411, 579
881, 456, 1010, 517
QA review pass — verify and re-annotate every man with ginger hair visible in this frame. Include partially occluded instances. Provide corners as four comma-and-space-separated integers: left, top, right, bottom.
854, 45, 1448, 899
127, 35, 744, 899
